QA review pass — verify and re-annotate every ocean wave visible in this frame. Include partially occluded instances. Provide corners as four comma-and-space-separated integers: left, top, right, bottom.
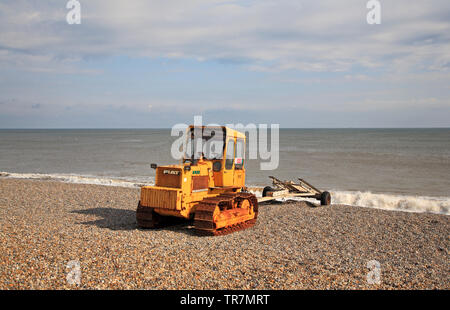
0, 171, 153, 188
119, 139, 143, 143
330, 190, 450, 215
1, 171, 449, 215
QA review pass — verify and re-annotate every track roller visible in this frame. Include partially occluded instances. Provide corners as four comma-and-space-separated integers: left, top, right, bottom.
194, 192, 258, 236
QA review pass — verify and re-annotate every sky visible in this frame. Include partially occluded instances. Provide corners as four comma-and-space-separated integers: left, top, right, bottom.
0, 0, 450, 128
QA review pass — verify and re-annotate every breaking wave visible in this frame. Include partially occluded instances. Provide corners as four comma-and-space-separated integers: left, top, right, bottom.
1, 171, 449, 215
330, 190, 450, 215
0, 171, 153, 188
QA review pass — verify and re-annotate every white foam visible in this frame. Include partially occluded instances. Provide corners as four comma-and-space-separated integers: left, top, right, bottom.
2, 171, 449, 215
330, 190, 450, 215
0, 171, 153, 188
269, 190, 450, 215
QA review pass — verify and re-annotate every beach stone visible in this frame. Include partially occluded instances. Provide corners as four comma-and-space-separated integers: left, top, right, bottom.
0, 178, 448, 289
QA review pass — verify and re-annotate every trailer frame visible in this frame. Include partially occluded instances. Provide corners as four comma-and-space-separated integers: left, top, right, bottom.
257, 176, 331, 205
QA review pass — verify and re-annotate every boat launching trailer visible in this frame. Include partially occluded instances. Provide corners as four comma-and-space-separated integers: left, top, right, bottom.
258, 176, 331, 206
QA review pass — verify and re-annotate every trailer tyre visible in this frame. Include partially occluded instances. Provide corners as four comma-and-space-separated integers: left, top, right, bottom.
320, 191, 331, 206
262, 186, 274, 197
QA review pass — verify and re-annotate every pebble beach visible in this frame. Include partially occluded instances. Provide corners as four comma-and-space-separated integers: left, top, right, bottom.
0, 178, 448, 289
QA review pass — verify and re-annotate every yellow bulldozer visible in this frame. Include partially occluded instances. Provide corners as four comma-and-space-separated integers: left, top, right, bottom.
136, 125, 331, 236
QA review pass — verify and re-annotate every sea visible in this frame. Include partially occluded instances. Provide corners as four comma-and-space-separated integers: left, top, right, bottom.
1, 128, 449, 215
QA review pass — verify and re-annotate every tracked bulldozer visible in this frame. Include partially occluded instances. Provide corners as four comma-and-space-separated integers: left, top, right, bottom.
137, 125, 331, 236
137, 125, 257, 235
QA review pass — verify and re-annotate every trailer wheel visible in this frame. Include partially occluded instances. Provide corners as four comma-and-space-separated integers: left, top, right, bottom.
320, 191, 331, 206
262, 186, 274, 197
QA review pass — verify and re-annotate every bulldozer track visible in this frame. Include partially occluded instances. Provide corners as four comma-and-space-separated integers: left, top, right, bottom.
136, 202, 160, 228
194, 192, 258, 236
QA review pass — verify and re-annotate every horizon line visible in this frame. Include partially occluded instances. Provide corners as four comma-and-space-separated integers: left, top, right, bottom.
1, 127, 449, 130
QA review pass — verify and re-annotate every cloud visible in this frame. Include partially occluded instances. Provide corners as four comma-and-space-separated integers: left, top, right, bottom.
0, 0, 449, 73
0, 1, 449, 128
